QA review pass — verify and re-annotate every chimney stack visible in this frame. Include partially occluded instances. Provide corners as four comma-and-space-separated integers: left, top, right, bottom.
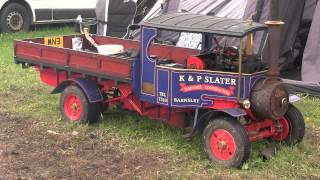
266, 0, 284, 80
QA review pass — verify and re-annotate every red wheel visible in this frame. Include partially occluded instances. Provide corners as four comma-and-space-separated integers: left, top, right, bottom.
63, 93, 83, 122
210, 129, 236, 161
203, 116, 250, 168
60, 85, 101, 124
272, 104, 305, 145
272, 117, 290, 141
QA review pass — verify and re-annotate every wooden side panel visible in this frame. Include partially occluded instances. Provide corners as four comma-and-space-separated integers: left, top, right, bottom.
69, 52, 99, 70
41, 47, 67, 65
15, 42, 41, 60
99, 56, 133, 79
15, 34, 199, 82
92, 35, 199, 64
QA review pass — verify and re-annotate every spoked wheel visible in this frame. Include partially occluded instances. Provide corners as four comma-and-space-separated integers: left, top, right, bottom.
203, 116, 250, 168
272, 104, 305, 145
60, 85, 101, 124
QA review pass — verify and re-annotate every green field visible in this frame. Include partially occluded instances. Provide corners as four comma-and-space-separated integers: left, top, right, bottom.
1, 27, 320, 179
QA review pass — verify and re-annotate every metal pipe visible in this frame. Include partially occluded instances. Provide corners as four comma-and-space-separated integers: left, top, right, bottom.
245, 20, 254, 56
237, 38, 244, 100
265, 0, 284, 80
245, 32, 254, 56
270, 0, 280, 20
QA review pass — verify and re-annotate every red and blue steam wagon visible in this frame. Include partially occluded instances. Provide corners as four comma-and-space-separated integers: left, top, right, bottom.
14, 12, 305, 167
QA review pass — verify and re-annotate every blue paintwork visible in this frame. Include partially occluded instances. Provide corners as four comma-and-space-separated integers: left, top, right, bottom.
52, 79, 103, 103
138, 27, 158, 103
217, 108, 247, 117
135, 26, 266, 110
156, 67, 265, 108
132, 55, 141, 98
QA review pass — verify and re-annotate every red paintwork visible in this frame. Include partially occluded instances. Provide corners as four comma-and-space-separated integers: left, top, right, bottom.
100, 79, 186, 128
212, 99, 240, 109
15, 35, 289, 140
244, 109, 289, 142
245, 119, 276, 142
210, 129, 236, 161
186, 56, 205, 70
63, 93, 83, 122
40, 68, 67, 87
245, 109, 257, 121
203, 98, 240, 110
272, 117, 290, 141
15, 35, 199, 81
93, 35, 199, 64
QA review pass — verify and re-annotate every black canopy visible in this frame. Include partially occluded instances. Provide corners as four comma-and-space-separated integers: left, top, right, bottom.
141, 13, 267, 37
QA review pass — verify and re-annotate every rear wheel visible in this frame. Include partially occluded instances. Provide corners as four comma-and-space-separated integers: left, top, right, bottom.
60, 85, 101, 124
203, 116, 250, 168
0, 3, 31, 33
272, 104, 305, 145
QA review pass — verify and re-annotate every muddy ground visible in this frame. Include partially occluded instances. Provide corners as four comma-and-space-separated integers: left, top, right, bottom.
1, 110, 320, 180
0, 112, 171, 179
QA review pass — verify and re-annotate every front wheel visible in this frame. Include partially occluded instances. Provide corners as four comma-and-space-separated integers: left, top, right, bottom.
60, 85, 101, 124
272, 104, 305, 145
0, 3, 31, 33
203, 116, 251, 168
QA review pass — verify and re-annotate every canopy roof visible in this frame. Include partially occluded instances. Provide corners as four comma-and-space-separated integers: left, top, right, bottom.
141, 12, 267, 37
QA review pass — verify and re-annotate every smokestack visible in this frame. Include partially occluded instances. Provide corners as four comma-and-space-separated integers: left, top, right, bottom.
270, 0, 280, 20
266, 0, 284, 79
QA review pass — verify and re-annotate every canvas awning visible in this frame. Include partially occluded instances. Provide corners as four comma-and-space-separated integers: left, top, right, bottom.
141, 13, 267, 37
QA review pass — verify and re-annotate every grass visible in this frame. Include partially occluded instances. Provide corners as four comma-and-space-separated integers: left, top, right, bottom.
1, 26, 320, 179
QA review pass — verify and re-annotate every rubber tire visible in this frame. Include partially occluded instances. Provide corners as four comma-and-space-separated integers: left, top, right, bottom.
275, 104, 305, 145
60, 85, 101, 124
0, 3, 31, 33
203, 116, 251, 168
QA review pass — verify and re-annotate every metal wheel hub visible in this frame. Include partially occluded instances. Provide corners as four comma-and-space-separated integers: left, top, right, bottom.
64, 93, 83, 122
272, 117, 290, 141
210, 129, 236, 161
6, 11, 24, 31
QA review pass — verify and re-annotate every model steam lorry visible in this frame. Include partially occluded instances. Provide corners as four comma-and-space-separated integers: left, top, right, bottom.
14, 3, 305, 168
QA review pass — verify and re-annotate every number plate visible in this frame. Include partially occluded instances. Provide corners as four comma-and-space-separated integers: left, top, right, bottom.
44, 36, 64, 48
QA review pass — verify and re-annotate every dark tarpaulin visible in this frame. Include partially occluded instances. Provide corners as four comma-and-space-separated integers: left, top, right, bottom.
303, 0, 317, 21
279, 0, 305, 57
258, 0, 305, 64
218, 0, 268, 53
157, 0, 181, 42
96, 0, 137, 38
246, 0, 305, 84
282, 79, 320, 97
173, 0, 248, 49
302, 1, 320, 83
131, 0, 182, 41
134, 0, 157, 23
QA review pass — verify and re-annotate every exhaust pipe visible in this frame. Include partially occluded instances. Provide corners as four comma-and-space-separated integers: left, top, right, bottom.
265, 0, 284, 80
250, 0, 289, 120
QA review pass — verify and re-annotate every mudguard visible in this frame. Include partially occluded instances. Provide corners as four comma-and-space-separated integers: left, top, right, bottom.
51, 79, 103, 103
185, 108, 247, 138
217, 108, 247, 118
